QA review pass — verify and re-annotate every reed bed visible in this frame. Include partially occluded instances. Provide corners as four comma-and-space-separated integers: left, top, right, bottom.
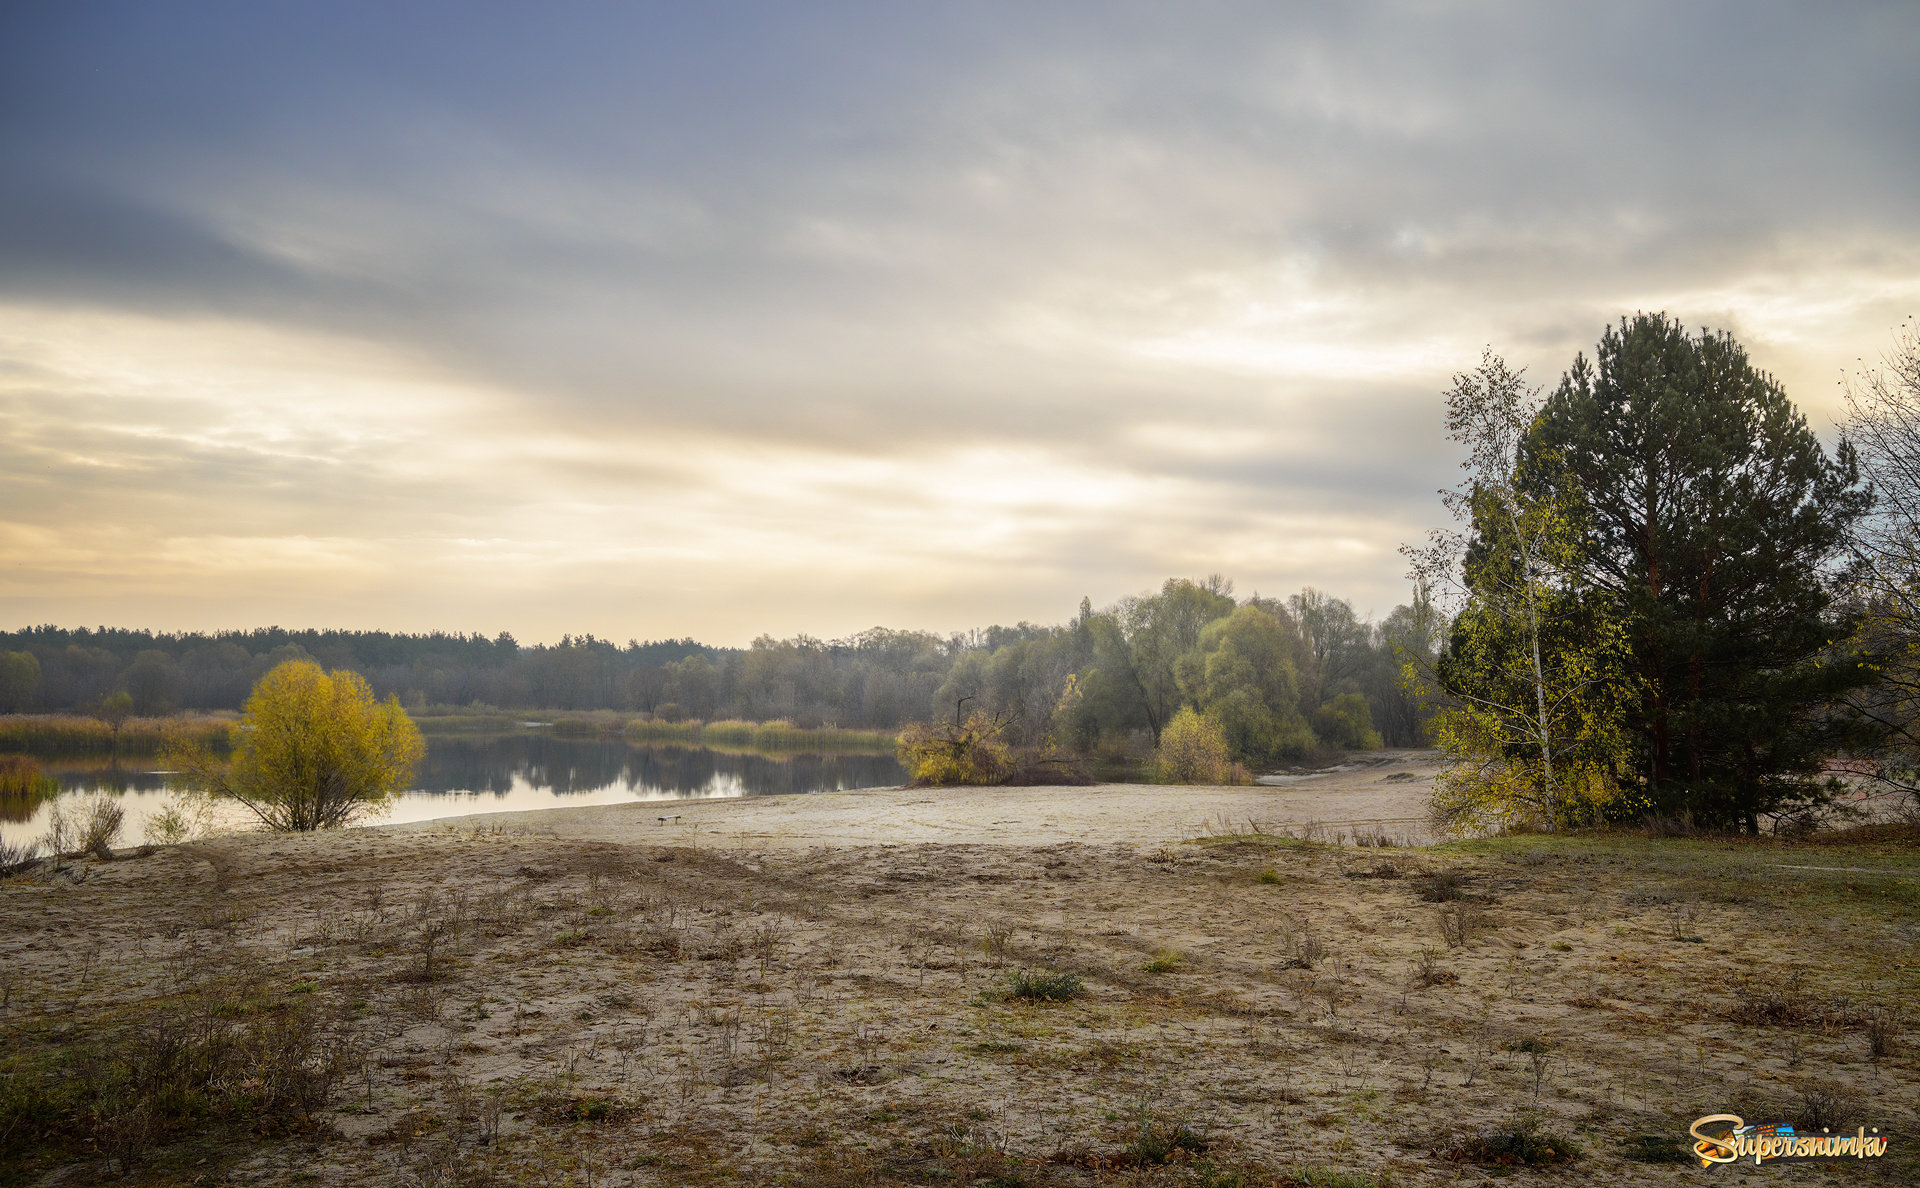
0, 754, 62, 823
625, 717, 897, 751
411, 709, 631, 737
0, 714, 231, 755
400, 708, 899, 750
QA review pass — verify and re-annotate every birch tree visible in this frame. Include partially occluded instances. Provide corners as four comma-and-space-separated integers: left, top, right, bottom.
1404, 350, 1632, 831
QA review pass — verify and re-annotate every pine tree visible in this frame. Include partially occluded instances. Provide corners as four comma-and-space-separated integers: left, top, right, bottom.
1531, 314, 1872, 831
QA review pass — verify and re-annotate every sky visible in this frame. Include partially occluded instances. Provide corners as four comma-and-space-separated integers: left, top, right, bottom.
2, 2, 1917, 646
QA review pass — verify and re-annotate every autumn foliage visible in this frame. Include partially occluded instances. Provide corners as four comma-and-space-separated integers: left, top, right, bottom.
166, 660, 424, 831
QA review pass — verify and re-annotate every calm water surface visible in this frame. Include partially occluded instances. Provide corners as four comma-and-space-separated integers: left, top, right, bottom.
3, 734, 905, 849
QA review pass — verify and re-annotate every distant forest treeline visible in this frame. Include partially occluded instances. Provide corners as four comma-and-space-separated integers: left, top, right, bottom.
0, 579, 1433, 751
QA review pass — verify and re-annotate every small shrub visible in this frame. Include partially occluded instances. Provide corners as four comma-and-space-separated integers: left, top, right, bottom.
1865, 1005, 1899, 1058
981, 920, 1016, 958
560, 1096, 615, 1122
1790, 1079, 1860, 1132
145, 798, 201, 846
1153, 708, 1238, 785
1006, 968, 1083, 1002
1125, 1109, 1209, 1165
1412, 947, 1456, 988
1447, 1115, 1582, 1166
1257, 867, 1282, 885
42, 800, 72, 856
1417, 869, 1467, 902
1144, 953, 1184, 974
0, 831, 40, 876
1437, 902, 1476, 948
75, 795, 125, 857
1662, 901, 1704, 943
1280, 925, 1323, 970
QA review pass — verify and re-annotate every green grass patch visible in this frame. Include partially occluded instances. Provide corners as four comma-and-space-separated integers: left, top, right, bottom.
1006, 968, 1084, 1003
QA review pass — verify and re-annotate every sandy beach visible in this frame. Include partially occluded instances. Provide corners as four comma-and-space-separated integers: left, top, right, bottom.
394, 750, 1441, 852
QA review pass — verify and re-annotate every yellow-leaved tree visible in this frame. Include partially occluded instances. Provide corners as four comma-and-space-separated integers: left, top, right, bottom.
167, 660, 424, 831
1152, 706, 1242, 785
1404, 350, 1635, 832
896, 712, 1010, 786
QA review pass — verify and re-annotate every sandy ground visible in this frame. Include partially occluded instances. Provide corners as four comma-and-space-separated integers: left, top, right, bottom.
398, 750, 1441, 852
3, 754, 1917, 1187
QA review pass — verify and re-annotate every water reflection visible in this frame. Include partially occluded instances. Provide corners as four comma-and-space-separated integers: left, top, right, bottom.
418, 735, 903, 799
1, 735, 904, 849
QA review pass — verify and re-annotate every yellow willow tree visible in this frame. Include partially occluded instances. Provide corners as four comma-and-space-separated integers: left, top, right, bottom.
1404, 350, 1635, 832
167, 660, 424, 831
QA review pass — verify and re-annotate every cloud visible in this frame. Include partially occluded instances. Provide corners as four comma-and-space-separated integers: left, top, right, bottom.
1, 3, 1916, 640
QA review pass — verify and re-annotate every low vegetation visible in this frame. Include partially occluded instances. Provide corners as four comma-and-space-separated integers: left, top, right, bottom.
0, 754, 60, 818
1152, 707, 1249, 785
0, 713, 230, 756
1005, 968, 1085, 1003
0, 809, 1910, 1185
628, 717, 897, 752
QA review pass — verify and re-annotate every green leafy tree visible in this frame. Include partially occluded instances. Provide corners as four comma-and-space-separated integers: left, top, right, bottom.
1056, 611, 1154, 748
1372, 591, 1444, 745
1407, 349, 1635, 831
166, 660, 424, 831
97, 691, 134, 734
1288, 588, 1371, 712
1533, 314, 1873, 831
1312, 693, 1383, 750
1119, 577, 1237, 743
125, 649, 179, 715
1175, 605, 1315, 763
0, 651, 39, 713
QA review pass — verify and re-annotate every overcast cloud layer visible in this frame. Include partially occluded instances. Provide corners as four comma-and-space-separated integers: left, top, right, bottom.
3, 2, 1917, 643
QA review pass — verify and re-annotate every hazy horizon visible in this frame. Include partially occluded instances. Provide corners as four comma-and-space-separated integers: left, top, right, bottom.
5, 3, 1917, 647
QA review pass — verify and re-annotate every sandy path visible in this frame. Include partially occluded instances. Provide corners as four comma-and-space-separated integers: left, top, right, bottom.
393, 748, 1443, 850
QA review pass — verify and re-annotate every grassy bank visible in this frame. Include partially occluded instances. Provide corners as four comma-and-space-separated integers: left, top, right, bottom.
0, 714, 233, 756
624, 716, 897, 751
408, 709, 626, 736
407, 708, 899, 751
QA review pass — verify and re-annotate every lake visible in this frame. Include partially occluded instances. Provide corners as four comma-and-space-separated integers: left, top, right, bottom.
1, 733, 906, 850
